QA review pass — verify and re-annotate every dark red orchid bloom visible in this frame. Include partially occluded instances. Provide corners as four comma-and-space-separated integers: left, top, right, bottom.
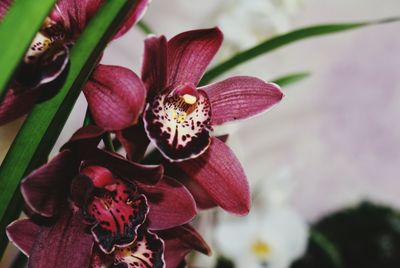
5, 125, 198, 267
116, 28, 283, 215
7, 220, 209, 268
0, 0, 149, 126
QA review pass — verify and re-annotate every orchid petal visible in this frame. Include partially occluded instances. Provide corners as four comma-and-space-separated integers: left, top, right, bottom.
89, 191, 148, 254
84, 64, 146, 131
113, 0, 151, 39
115, 121, 150, 161
157, 225, 210, 268
200, 76, 283, 125
83, 148, 163, 185
176, 137, 250, 215
0, 87, 40, 126
28, 209, 94, 268
21, 150, 79, 217
141, 35, 167, 99
56, 0, 103, 36
6, 219, 41, 257
137, 176, 197, 230
16, 43, 70, 88
114, 228, 165, 268
167, 27, 223, 88
62, 125, 104, 153
143, 89, 212, 162
0, 0, 11, 18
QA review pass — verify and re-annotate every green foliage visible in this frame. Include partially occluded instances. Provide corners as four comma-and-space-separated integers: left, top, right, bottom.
200, 18, 400, 85
291, 202, 400, 268
0, 0, 57, 100
0, 0, 139, 256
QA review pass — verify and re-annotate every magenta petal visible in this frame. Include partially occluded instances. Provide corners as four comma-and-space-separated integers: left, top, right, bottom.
84, 64, 146, 131
157, 224, 210, 268
29, 209, 94, 268
6, 219, 41, 257
56, 0, 103, 36
21, 150, 79, 217
115, 121, 150, 161
137, 176, 197, 230
167, 27, 223, 88
141, 35, 167, 99
113, 228, 165, 267
0, 87, 40, 126
113, 0, 150, 39
200, 76, 283, 125
176, 137, 250, 215
0, 0, 11, 18
83, 148, 163, 185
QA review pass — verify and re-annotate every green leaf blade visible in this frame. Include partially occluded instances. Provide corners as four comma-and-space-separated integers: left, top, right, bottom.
272, 72, 310, 87
200, 18, 400, 85
0, 0, 138, 256
0, 0, 57, 100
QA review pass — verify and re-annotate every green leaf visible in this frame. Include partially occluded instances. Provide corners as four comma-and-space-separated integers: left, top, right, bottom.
200, 18, 400, 85
0, 0, 139, 256
272, 72, 310, 87
137, 20, 153, 35
0, 0, 57, 101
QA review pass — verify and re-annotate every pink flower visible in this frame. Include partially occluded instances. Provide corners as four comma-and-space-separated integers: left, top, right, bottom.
117, 28, 283, 215
6, 126, 199, 267
0, 0, 150, 125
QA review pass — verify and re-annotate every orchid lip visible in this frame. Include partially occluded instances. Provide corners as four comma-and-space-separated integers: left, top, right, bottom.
144, 86, 212, 162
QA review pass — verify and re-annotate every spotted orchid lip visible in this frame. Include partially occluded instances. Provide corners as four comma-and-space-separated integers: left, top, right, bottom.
143, 84, 212, 162
113, 228, 165, 268
15, 17, 69, 88
80, 167, 149, 254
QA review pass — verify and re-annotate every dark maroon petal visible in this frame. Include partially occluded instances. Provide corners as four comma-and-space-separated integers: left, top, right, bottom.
157, 224, 210, 268
115, 120, 150, 162
200, 76, 283, 125
167, 27, 223, 88
15, 44, 69, 88
83, 148, 163, 185
61, 125, 104, 153
0, 87, 40, 126
176, 137, 250, 215
114, 228, 165, 268
143, 88, 212, 162
56, 0, 103, 37
29, 208, 94, 268
21, 150, 79, 217
0, 0, 11, 18
88, 190, 148, 254
137, 176, 196, 230
6, 219, 41, 257
113, 0, 150, 39
84, 64, 146, 131
90, 245, 114, 268
141, 35, 168, 99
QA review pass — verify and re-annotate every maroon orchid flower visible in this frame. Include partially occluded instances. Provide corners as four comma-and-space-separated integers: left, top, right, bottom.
0, 0, 150, 126
4, 125, 197, 267
117, 28, 283, 215
7, 219, 209, 268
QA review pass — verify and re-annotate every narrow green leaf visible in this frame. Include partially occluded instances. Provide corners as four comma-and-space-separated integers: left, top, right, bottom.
200, 18, 400, 85
137, 20, 153, 35
0, 0, 139, 256
272, 72, 310, 87
311, 230, 343, 268
0, 0, 57, 100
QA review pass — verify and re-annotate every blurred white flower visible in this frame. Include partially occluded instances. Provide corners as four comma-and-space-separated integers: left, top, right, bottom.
215, 208, 307, 268
213, 0, 302, 55
214, 170, 308, 268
